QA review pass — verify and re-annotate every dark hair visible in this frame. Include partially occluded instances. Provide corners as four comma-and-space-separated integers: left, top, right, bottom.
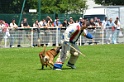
114, 20, 118, 25
12, 19, 15, 21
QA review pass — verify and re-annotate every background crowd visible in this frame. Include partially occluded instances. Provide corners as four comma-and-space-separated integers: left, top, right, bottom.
0, 15, 123, 48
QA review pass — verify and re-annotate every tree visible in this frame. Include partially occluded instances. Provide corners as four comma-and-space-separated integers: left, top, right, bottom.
41, 0, 87, 14
0, 0, 87, 14
94, 0, 124, 5
0, 0, 37, 13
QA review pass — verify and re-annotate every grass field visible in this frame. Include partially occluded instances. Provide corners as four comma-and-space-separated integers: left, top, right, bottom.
0, 44, 124, 82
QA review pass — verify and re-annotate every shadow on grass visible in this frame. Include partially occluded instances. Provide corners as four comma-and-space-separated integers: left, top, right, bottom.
36, 67, 73, 71
36, 68, 52, 70
62, 68, 73, 70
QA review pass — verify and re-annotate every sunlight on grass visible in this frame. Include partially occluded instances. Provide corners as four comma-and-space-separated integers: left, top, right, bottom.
0, 44, 124, 82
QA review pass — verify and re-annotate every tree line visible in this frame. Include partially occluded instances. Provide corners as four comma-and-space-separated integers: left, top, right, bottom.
0, 0, 87, 14
0, 0, 124, 14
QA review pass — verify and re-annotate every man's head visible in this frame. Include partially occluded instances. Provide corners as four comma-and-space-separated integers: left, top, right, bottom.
109, 18, 113, 22
12, 19, 15, 23
35, 20, 39, 24
116, 17, 119, 20
23, 18, 27, 22
105, 17, 108, 21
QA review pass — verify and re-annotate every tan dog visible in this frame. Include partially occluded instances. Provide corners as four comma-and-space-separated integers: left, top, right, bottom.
39, 46, 62, 70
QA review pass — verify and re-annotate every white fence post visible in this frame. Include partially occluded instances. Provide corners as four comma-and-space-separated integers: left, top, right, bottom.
56, 26, 59, 46
31, 27, 33, 47
102, 29, 104, 45
4, 36, 7, 48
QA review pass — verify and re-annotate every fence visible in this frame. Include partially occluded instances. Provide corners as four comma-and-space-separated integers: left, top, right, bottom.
0, 27, 124, 48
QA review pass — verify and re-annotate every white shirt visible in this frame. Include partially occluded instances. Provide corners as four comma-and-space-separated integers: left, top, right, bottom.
10, 23, 18, 29
0, 24, 4, 32
102, 20, 108, 29
63, 23, 82, 43
116, 21, 121, 29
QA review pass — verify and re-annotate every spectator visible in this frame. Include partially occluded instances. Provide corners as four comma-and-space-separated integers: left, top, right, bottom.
97, 19, 103, 27
42, 19, 47, 27
79, 17, 86, 24
0, 20, 4, 45
33, 20, 40, 28
53, 17, 62, 44
102, 17, 109, 29
102, 17, 110, 44
17, 18, 30, 47
85, 18, 96, 45
88, 18, 96, 29
54, 17, 61, 27
39, 20, 43, 27
2, 20, 10, 39
46, 16, 53, 27
33, 20, 41, 47
106, 18, 116, 44
46, 16, 52, 23
98, 21, 103, 27
21, 18, 30, 39
9, 19, 18, 47
94, 17, 98, 24
68, 17, 75, 24
116, 17, 122, 43
62, 19, 69, 28
21, 18, 30, 28
75, 20, 79, 23
113, 17, 121, 44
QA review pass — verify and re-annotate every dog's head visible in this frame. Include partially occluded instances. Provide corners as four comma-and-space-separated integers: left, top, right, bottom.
54, 46, 62, 54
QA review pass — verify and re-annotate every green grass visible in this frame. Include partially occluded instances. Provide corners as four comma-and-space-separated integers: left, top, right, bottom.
0, 44, 124, 82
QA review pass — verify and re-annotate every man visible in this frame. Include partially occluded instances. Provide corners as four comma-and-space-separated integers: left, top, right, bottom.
102, 17, 114, 44
21, 18, 30, 28
68, 17, 75, 24
9, 19, 18, 48
53, 18, 92, 70
17, 18, 30, 47
62, 19, 69, 28
54, 17, 61, 27
114, 17, 121, 43
0, 20, 4, 45
33, 20, 41, 47
106, 18, 116, 44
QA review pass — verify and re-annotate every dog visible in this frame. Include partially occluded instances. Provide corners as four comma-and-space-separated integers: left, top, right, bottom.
39, 46, 62, 70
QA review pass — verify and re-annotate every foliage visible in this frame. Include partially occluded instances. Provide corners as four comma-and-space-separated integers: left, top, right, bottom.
0, 44, 124, 82
94, 0, 124, 5
0, 0, 37, 13
41, 0, 87, 14
0, 0, 87, 14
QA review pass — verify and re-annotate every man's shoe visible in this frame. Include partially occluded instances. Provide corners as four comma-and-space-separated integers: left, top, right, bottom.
53, 63, 62, 70
66, 62, 76, 69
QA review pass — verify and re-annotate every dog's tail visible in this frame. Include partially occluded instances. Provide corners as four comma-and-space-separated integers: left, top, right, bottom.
42, 45, 46, 57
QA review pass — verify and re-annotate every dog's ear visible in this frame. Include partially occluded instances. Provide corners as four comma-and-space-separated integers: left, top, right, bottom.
56, 46, 62, 54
